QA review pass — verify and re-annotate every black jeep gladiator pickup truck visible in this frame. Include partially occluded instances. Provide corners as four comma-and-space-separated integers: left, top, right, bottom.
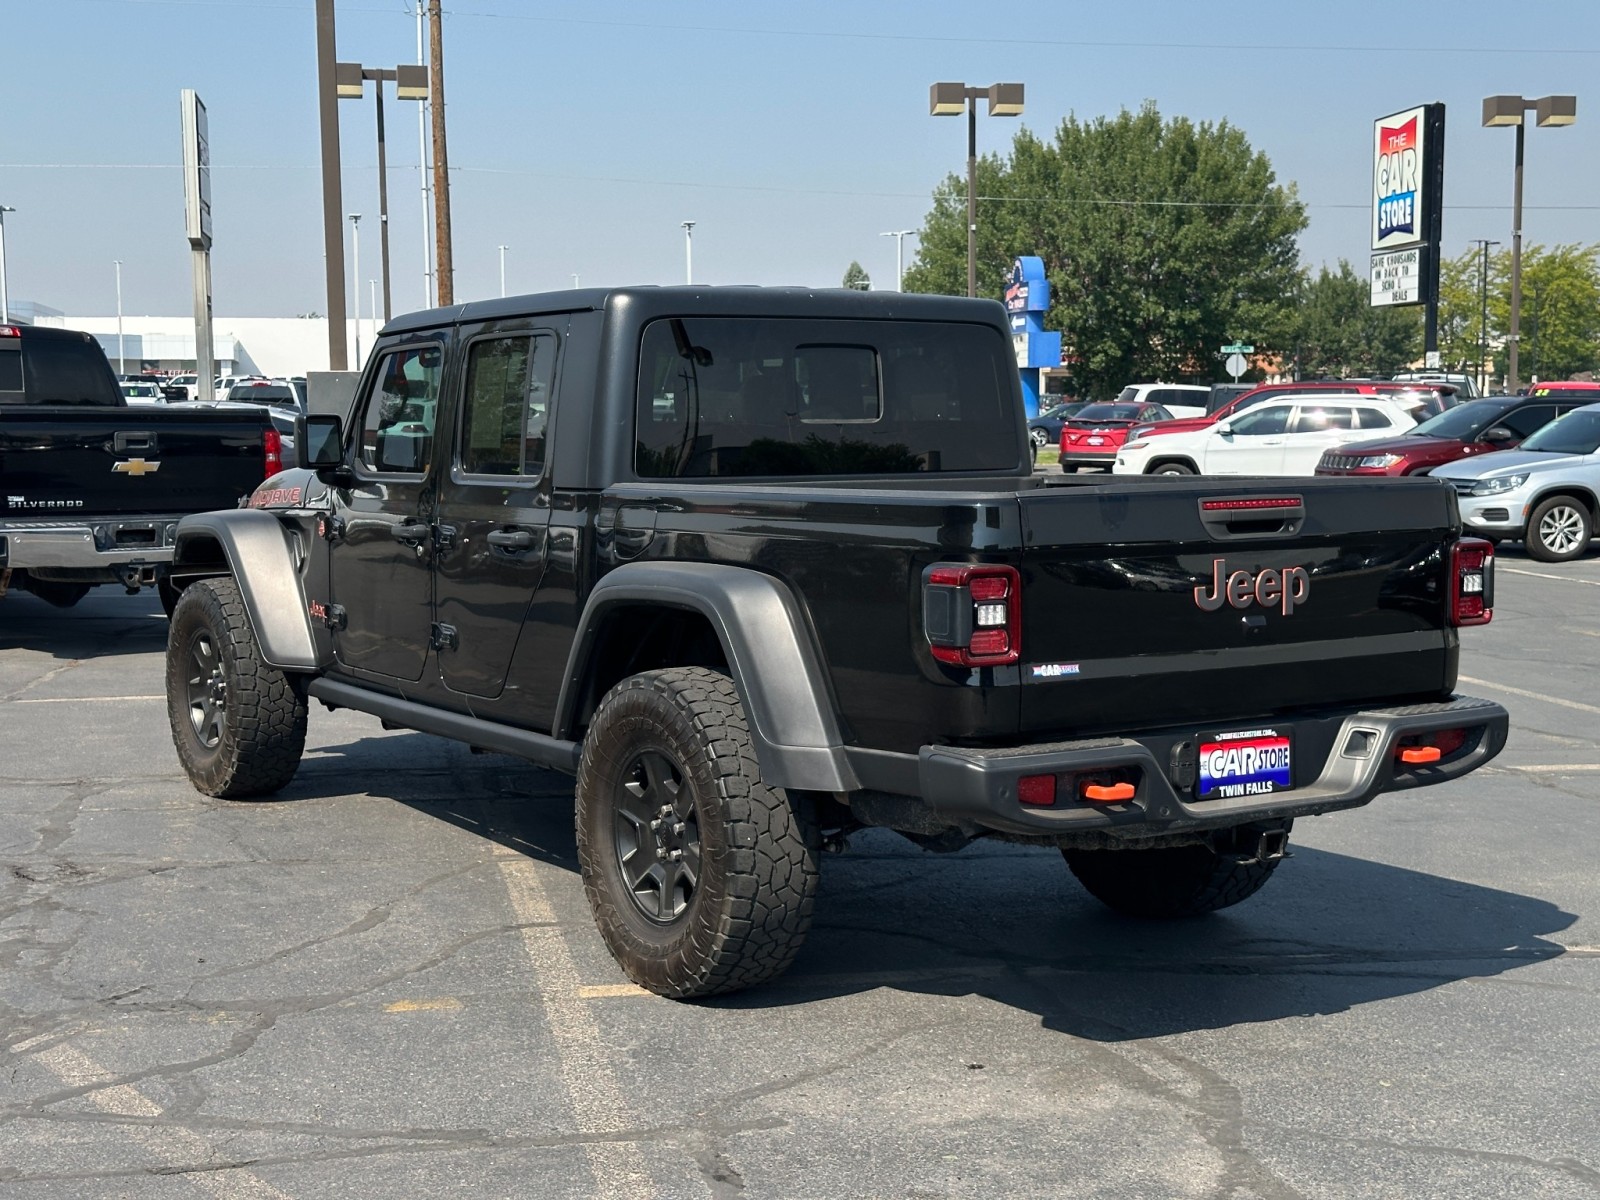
161, 287, 1509, 999
0, 323, 275, 611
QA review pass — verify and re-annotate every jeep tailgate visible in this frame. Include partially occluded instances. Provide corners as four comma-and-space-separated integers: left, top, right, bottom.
1016, 476, 1461, 737
0, 407, 272, 519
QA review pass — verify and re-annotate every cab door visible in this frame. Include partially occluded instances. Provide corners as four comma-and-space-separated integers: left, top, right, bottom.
431, 327, 562, 699
1198, 402, 1291, 474
326, 336, 448, 682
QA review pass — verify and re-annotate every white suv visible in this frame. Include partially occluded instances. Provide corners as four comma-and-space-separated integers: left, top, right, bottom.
1114, 383, 1209, 419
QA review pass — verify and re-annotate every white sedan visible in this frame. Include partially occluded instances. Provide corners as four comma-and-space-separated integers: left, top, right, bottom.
1114, 395, 1417, 476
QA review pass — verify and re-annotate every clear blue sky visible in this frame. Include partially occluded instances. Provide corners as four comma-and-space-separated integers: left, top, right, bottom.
3, 0, 1599, 320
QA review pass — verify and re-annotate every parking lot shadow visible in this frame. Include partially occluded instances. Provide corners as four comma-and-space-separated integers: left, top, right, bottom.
289, 740, 1575, 1042
0, 589, 169, 660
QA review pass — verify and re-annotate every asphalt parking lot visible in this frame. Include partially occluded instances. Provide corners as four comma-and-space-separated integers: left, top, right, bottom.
3, 548, 1599, 1199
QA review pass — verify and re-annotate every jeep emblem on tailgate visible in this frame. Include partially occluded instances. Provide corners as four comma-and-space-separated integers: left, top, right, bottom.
1194, 560, 1310, 616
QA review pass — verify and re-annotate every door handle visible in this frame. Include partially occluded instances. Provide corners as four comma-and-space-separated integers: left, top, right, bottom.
390, 520, 431, 544
486, 528, 534, 550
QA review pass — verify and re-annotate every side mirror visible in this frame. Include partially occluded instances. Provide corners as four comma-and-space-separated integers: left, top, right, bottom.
298, 413, 346, 473
1481, 426, 1515, 444
1215, 421, 1233, 436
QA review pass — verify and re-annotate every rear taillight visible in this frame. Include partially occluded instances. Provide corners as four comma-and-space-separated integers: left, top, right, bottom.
923, 563, 1021, 667
263, 427, 283, 478
0, 325, 20, 338
1449, 538, 1494, 626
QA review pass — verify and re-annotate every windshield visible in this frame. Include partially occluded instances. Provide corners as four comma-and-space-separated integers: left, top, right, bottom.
1521, 409, 1600, 455
1040, 402, 1085, 420
1114, 387, 1138, 403
1072, 403, 1142, 422
227, 385, 297, 407
1409, 399, 1516, 440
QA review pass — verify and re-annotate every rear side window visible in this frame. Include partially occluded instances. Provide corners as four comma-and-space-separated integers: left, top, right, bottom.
356, 343, 444, 474
1499, 404, 1556, 439
634, 317, 1017, 476
459, 333, 557, 477
1289, 407, 1356, 433
1353, 406, 1396, 430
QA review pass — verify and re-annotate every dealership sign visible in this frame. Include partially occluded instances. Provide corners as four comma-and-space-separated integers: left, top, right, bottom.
1369, 103, 1444, 311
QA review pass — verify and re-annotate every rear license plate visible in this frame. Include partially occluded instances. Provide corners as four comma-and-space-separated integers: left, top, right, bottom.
1197, 728, 1292, 800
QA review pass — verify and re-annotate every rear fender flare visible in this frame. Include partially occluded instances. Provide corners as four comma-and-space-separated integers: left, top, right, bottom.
171, 510, 323, 671
555, 561, 858, 792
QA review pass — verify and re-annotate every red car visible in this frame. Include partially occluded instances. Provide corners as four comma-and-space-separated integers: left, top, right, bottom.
1524, 381, 1600, 400
1127, 380, 1457, 443
1057, 401, 1171, 470
1314, 394, 1579, 476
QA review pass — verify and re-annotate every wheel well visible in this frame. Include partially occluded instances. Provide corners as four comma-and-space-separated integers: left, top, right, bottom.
171, 534, 231, 577
1146, 456, 1198, 473
570, 605, 729, 736
1529, 488, 1600, 521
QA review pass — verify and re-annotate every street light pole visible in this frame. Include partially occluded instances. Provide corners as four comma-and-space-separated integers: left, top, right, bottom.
498, 244, 508, 297
1470, 238, 1499, 392
0, 205, 14, 324
682, 221, 695, 285
879, 230, 914, 290
1483, 93, 1576, 394
114, 260, 124, 375
348, 213, 362, 366
571, 273, 579, 289
930, 82, 1024, 299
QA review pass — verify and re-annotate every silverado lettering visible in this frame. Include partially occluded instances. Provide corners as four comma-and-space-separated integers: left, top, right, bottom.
1193, 560, 1311, 616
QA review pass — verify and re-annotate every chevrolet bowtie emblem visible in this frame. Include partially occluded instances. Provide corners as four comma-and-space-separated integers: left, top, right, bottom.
112, 458, 161, 477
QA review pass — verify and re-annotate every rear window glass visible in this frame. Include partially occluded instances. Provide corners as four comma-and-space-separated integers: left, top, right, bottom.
634, 317, 1017, 476
15, 337, 121, 405
1071, 403, 1143, 422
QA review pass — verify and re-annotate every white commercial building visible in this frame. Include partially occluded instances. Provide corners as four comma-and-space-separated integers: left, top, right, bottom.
29, 314, 375, 379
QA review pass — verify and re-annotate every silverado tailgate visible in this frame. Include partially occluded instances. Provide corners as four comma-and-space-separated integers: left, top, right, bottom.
1017, 476, 1461, 737
0, 408, 270, 518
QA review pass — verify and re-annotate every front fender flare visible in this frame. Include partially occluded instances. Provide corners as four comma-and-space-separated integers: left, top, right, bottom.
555, 561, 858, 793
172, 510, 323, 671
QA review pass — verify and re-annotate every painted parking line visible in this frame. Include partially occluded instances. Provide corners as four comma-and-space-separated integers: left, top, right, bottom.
9, 695, 164, 704
493, 848, 655, 1197
1500, 566, 1600, 588
577, 983, 651, 999
1489, 763, 1600, 773
23, 1039, 295, 1199
1458, 675, 1600, 718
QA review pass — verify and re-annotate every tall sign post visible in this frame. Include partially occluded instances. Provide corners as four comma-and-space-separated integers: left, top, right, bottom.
1370, 103, 1446, 367
1005, 256, 1060, 418
181, 90, 216, 403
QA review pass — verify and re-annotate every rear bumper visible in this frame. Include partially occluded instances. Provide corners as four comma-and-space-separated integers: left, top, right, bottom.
1058, 451, 1118, 468
0, 517, 180, 572
913, 696, 1508, 837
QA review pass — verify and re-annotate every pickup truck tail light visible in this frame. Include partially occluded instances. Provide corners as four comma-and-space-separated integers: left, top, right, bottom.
263, 427, 284, 478
1449, 538, 1494, 626
923, 563, 1021, 667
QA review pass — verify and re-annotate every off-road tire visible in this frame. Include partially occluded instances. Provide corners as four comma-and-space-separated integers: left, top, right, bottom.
1151, 461, 1196, 476
1063, 827, 1288, 918
1526, 495, 1593, 563
576, 667, 820, 999
166, 577, 307, 798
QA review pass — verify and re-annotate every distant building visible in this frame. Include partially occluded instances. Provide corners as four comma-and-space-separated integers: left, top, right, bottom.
28, 314, 373, 378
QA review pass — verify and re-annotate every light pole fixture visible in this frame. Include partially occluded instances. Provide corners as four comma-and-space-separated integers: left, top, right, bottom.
0, 204, 15, 324
348, 213, 363, 366
681, 221, 696, 285
929, 81, 1024, 298
338, 61, 429, 325
879, 229, 915, 291
571, 273, 580, 289
114, 260, 124, 376
1482, 93, 1576, 392
498, 244, 508, 298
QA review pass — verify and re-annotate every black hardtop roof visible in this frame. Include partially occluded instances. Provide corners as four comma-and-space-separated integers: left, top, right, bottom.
0, 324, 103, 343
380, 285, 1005, 336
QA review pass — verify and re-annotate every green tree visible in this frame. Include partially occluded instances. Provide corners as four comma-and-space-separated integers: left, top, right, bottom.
1291, 260, 1421, 378
1438, 242, 1600, 387
841, 261, 871, 291
902, 102, 1307, 398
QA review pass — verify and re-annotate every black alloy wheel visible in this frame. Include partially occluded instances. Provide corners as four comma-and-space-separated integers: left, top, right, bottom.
613, 749, 701, 923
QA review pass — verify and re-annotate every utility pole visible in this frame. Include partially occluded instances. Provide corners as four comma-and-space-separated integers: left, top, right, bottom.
314, 0, 347, 370
428, 0, 453, 306
416, 2, 432, 308
374, 76, 392, 322
1470, 238, 1500, 393
0, 205, 13, 323
114, 260, 124, 375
